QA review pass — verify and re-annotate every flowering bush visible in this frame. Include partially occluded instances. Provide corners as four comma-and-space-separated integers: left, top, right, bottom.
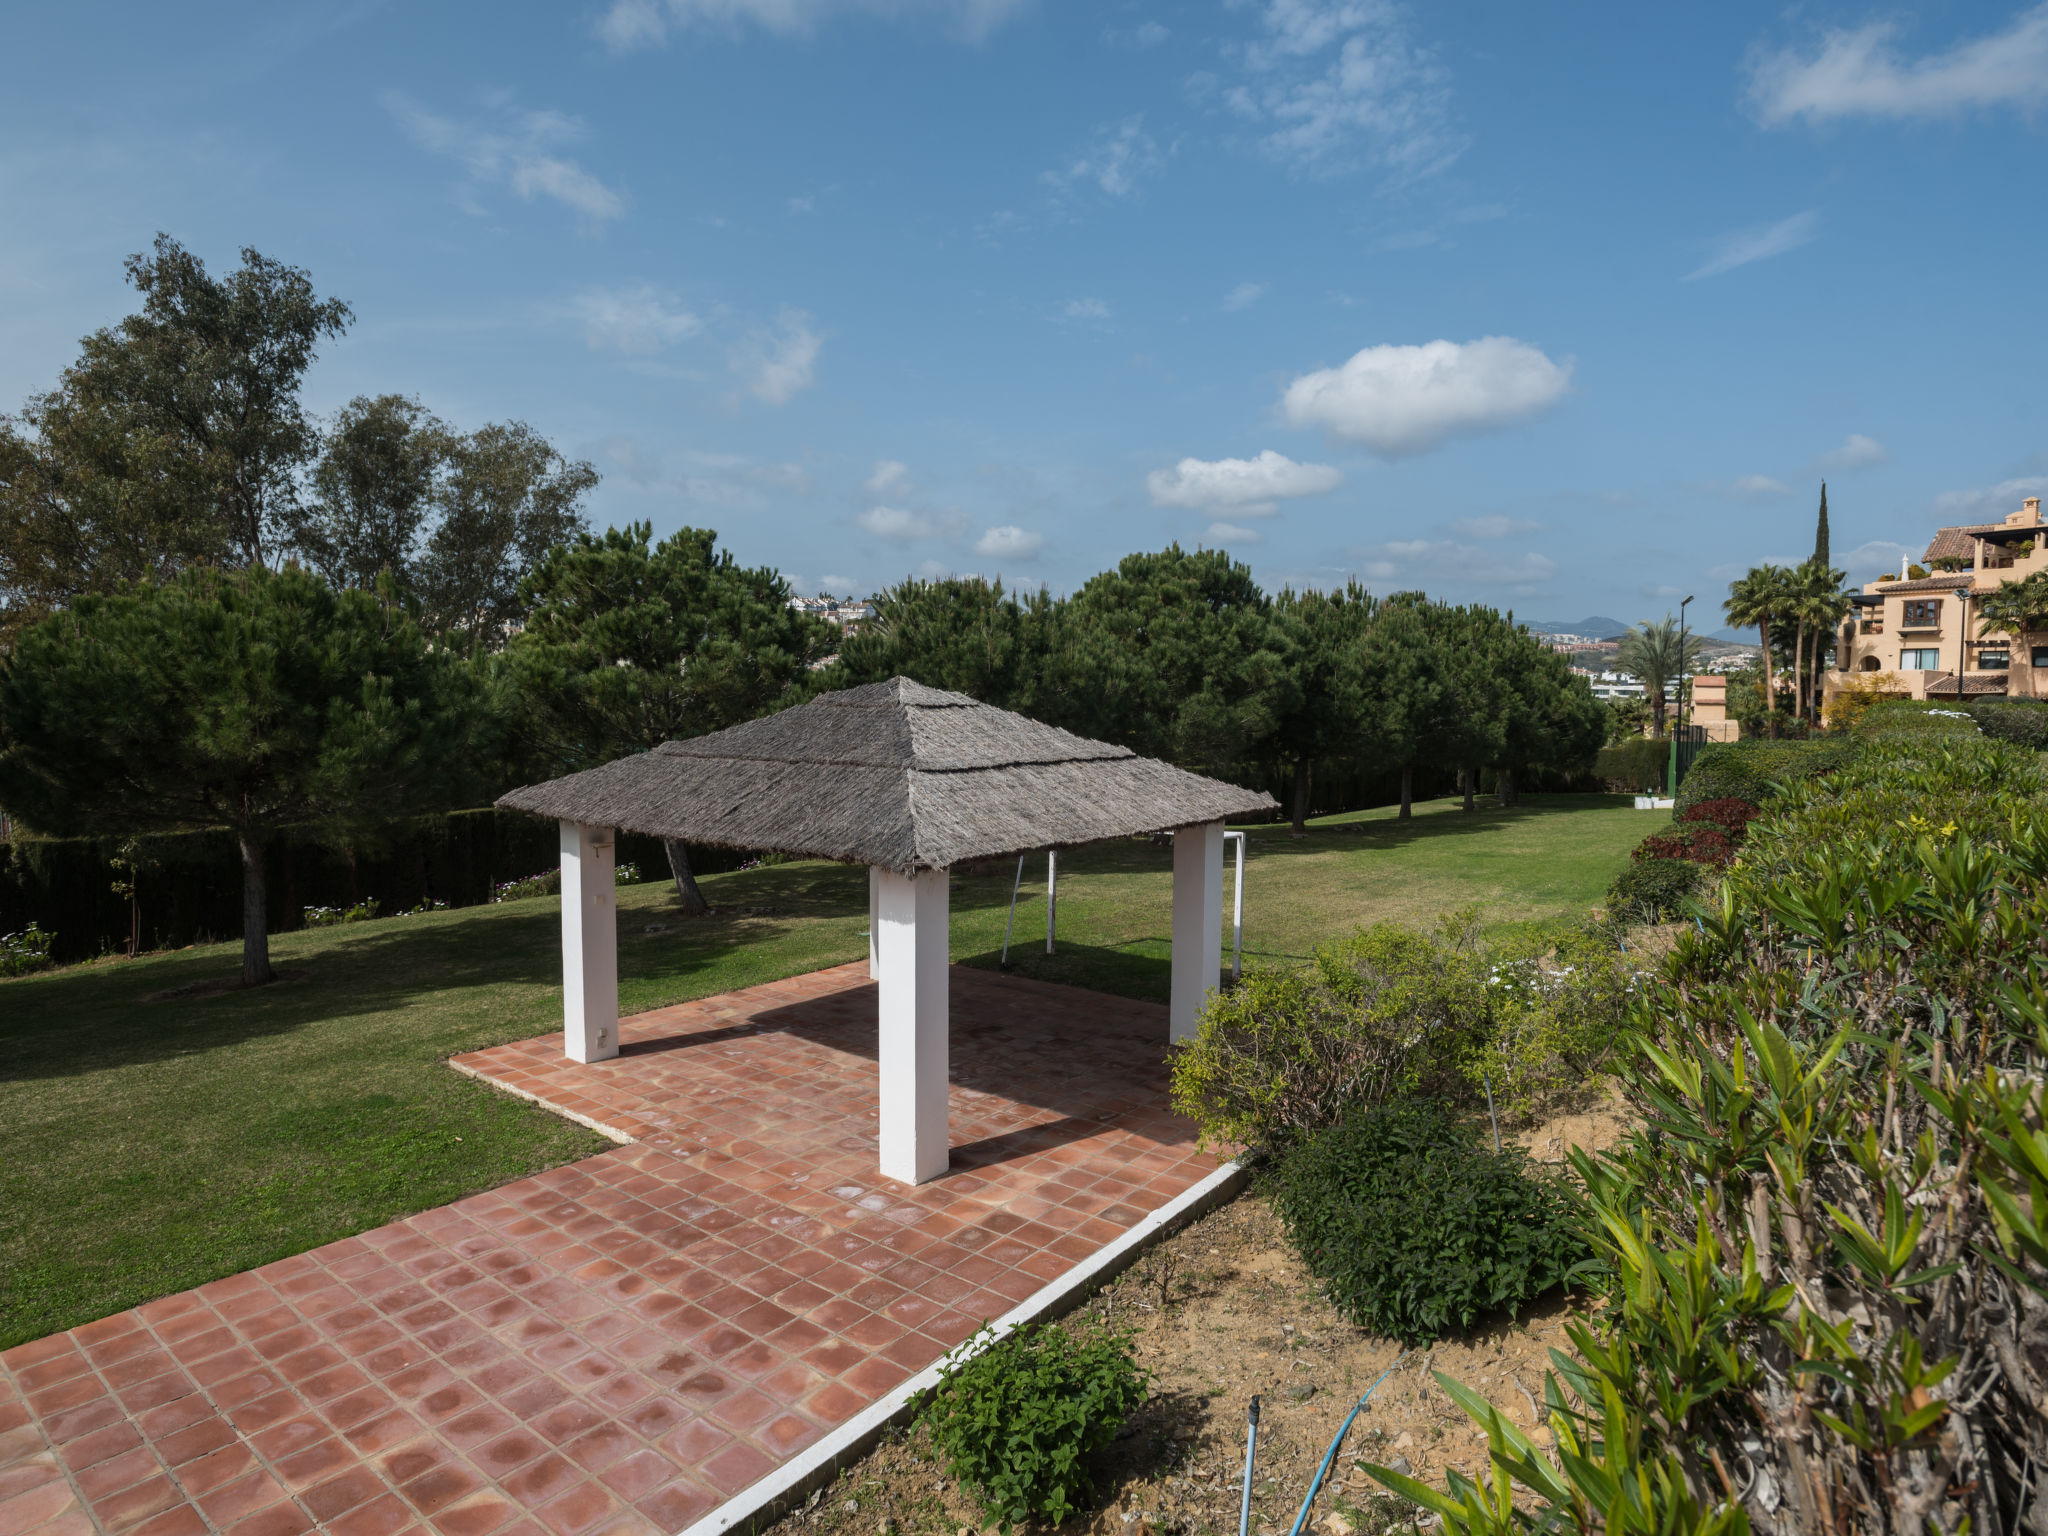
1465, 924, 1647, 1121
301, 899, 380, 928
1, 923, 55, 977
491, 870, 560, 903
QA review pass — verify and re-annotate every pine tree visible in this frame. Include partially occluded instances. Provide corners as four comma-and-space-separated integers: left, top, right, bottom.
1815, 481, 1830, 567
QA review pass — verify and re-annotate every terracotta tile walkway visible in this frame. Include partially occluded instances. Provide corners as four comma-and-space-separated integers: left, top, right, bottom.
0, 965, 1223, 1536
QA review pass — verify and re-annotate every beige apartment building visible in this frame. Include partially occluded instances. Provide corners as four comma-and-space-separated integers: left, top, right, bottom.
1830, 494, 2046, 701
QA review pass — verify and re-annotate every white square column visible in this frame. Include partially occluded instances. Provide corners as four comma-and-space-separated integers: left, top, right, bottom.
1170, 820, 1225, 1044
559, 821, 619, 1063
873, 867, 950, 1184
868, 866, 880, 979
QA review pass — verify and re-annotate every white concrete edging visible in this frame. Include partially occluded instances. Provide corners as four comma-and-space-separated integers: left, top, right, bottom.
674, 1157, 1252, 1536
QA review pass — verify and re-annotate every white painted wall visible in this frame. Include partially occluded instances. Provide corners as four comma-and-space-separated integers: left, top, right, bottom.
559, 820, 620, 1063
868, 866, 880, 979
1169, 821, 1225, 1044
873, 867, 950, 1184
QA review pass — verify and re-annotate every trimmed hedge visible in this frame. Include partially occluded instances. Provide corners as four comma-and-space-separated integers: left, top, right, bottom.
1854, 698, 1981, 741
1671, 736, 1858, 814
1593, 738, 1668, 793
1606, 857, 1702, 922
1969, 698, 2048, 750
0, 811, 756, 963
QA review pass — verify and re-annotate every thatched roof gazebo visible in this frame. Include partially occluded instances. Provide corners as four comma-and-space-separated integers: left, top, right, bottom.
498, 677, 1276, 1184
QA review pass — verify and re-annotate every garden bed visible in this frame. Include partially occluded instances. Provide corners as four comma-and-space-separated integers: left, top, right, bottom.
769, 1106, 1617, 1536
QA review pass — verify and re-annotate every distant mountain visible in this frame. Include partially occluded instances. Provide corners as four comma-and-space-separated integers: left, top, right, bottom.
1524, 616, 1631, 639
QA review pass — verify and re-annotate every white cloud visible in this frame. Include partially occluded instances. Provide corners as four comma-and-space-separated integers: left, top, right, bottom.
1933, 475, 2046, 520
1350, 537, 1558, 592
730, 307, 821, 404
598, 0, 1029, 48
1733, 474, 1791, 497
865, 459, 909, 494
1222, 281, 1267, 311
787, 194, 816, 214
1683, 210, 1819, 281
1221, 0, 1467, 179
1450, 515, 1542, 541
1147, 450, 1342, 516
1106, 20, 1170, 48
973, 525, 1044, 559
1839, 540, 1915, 575
1746, 5, 2048, 125
1821, 433, 1889, 470
820, 573, 855, 591
1281, 336, 1571, 458
384, 93, 625, 223
1205, 522, 1265, 546
858, 505, 932, 541
1047, 116, 1164, 199
1062, 297, 1113, 319
570, 284, 701, 353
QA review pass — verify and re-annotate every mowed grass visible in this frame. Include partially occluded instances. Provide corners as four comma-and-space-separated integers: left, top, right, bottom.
0, 792, 1661, 1347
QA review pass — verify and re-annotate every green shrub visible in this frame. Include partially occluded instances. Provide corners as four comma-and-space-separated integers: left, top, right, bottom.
0, 923, 54, 977
1466, 924, 1644, 1121
1670, 735, 1857, 813
1592, 738, 1667, 792
301, 899, 381, 928
1969, 696, 2048, 749
1854, 697, 1980, 741
1276, 1099, 1585, 1343
1171, 914, 1487, 1153
1604, 857, 1701, 922
921, 1322, 1151, 1531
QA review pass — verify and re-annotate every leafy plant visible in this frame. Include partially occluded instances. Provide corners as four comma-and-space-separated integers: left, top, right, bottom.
1593, 737, 1667, 791
1968, 696, 2048, 749
0, 923, 54, 977
491, 870, 560, 903
1466, 923, 1644, 1121
1275, 1098, 1586, 1342
301, 899, 381, 928
1171, 913, 1487, 1153
1604, 856, 1701, 921
920, 1322, 1151, 1531
1671, 735, 1857, 813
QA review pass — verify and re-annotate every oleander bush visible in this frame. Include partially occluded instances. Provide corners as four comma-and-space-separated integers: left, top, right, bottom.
1969, 696, 2048, 749
920, 1322, 1151, 1531
1364, 732, 2048, 1535
1170, 914, 1488, 1153
1276, 1098, 1587, 1343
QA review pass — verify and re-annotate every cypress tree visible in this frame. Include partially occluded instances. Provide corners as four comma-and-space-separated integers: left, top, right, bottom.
1814, 482, 1830, 567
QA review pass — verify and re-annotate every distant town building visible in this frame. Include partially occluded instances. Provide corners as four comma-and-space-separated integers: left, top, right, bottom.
788, 594, 875, 630
1828, 494, 2044, 701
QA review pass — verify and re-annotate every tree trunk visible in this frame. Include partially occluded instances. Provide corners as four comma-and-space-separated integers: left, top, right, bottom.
239, 834, 273, 986
1498, 766, 1516, 808
1759, 619, 1777, 739
1291, 758, 1310, 837
664, 840, 711, 917
1650, 684, 1666, 737
1462, 765, 1476, 813
1398, 763, 1413, 820
1792, 622, 1808, 723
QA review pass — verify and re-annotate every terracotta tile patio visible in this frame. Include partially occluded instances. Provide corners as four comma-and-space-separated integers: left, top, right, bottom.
0, 964, 1225, 1536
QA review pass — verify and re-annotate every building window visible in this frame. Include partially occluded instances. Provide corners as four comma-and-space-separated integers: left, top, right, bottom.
2035, 645, 2048, 669
1977, 649, 2011, 670
1860, 616, 1884, 634
1901, 599, 1944, 627
1900, 648, 1942, 670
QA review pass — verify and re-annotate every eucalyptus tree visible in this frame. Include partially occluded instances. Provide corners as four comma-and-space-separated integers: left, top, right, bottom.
286, 394, 449, 598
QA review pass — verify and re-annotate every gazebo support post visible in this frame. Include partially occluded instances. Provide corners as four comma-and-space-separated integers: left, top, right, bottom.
1169, 820, 1225, 1044
867, 866, 880, 979
872, 867, 951, 1184
559, 821, 619, 1063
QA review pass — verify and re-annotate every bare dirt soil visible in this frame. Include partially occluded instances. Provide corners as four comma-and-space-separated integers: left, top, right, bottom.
771, 1103, 1623, 1536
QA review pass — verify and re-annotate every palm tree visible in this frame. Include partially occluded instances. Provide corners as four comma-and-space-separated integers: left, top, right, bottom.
1725, 565, 1790, 737
1790, 561, 1850, 722
1615, 615, 1703, 737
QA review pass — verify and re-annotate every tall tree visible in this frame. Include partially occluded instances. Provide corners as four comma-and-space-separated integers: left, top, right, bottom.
1355, 594, 1445, 820
0, 567, 483, 983
1417, 602, 1506, 811
419, 422, 598, 656
0, 235, 350, 633
1615, 615, 1702, 737
1791, 559, 1850, 721
507, 523, 836, 911
830, 575, 1052, 712
1814, 481, 1831, 567
1054, 545, 1286, 779
1724, 565, 1790, 738
1269, 584, 1376, 834
287, 395, 448, 596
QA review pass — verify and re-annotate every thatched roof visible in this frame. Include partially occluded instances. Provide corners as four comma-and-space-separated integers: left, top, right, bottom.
496, 677, 1277, 872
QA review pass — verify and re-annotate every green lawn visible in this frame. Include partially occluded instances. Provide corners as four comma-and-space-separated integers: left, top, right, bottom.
0, 792, 1660, 1347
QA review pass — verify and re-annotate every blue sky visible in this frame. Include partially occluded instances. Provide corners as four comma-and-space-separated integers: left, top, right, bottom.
4, 1, 2046, 628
